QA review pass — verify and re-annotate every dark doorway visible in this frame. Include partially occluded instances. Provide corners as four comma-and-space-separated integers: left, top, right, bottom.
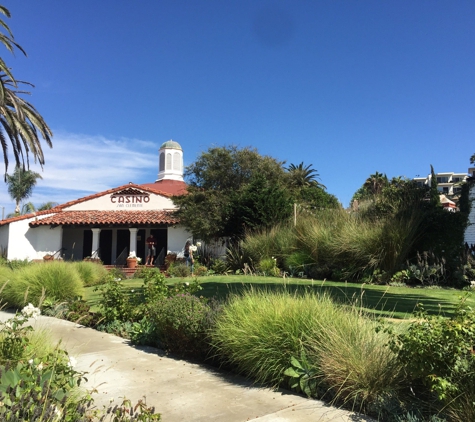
99, 230, 113, 265
82, 229, 92, 259
137, 229, 146, 261
116, 229, 130, 263
152, 228, 167, 265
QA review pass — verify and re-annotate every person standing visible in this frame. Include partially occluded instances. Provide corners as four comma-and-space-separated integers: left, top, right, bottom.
184, 240, 193, 269
146, 233, 157, 265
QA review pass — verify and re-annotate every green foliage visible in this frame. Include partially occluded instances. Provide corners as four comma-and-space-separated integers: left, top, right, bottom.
388, 300, 475, 404
168, 262, 191, 278
72, 260, 108, 287
173, 145, 291, 240
0, 308, 161, 421
209, 258, 230, 275
284, 351, 318, 397
0, 309, 89, 421
230, 173, 292, 234
211, 290, 332, 387
95, 274, 133, 323
6, 166, 42, 214
3, 261, 84, 308
150, 294, 211, 357
406, 251, 446, 285
258, 257, 280, 277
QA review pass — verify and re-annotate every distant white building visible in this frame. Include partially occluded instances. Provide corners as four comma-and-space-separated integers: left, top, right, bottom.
0, 140, 192, 263
414, 171, 468, 196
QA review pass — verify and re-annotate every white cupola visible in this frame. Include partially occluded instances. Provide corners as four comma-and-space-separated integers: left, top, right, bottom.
156, 140, 184, 182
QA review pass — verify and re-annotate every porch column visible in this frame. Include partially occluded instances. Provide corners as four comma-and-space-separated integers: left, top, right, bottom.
129, 228, 138, 256
91, 228, 101, 258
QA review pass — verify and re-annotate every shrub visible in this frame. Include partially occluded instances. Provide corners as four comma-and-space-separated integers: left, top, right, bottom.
150, 294, 211, 358
95, 275, 134, 323
3, 261, 84, 308
168, 262, 191, 278
258, 257, 280, 277
388, 299, 475, 419
72, 260, 108, 286
194, 265, 208, 276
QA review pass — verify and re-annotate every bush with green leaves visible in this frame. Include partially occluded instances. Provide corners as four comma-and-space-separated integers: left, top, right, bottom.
387, 299, 475, 419
149, 294, 213, 358
168, 262, 191, 278
95, 274, 135, 323
0, 306, 161, 421
258, 257, 280, 277
3, 261, 84, 308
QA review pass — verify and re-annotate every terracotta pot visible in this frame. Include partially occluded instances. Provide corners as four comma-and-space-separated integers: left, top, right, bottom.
126, 258, 138, 269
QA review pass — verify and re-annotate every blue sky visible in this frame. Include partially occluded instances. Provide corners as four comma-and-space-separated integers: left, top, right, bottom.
0, 0, 474, 215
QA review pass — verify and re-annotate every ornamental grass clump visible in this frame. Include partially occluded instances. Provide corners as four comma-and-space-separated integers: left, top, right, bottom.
305, 303, 402, 416
3, 261, 84, 308
72, 260, 108, 287
210, 289, 336, 387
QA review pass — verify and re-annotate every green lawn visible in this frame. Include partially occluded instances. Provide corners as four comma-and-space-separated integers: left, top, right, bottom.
83, 275, 474, 319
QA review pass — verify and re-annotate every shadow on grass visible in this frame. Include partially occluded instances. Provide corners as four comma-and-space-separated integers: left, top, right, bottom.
198, 281, 459, 319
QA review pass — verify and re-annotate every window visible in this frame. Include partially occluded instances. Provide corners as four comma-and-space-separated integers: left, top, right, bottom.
166, 153, 172, 170
437, 177, 449, 183
173, 152, 181, 171
159, 153, 165, 172
442, 187, 449, 194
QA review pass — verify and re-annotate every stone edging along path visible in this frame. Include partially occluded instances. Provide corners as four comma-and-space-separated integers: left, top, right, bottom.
0, 311, 373, 422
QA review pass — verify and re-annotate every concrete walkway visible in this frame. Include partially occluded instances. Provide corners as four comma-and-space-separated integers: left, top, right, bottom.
0, 311, 372, 421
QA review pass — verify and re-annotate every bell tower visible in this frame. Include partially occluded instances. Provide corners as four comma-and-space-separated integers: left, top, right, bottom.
157, 140, 184, 182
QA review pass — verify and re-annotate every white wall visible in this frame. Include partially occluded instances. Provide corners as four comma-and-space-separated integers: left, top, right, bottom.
167, 225, 192, 255
7, 217, 62, 260
465, 184, 475, 246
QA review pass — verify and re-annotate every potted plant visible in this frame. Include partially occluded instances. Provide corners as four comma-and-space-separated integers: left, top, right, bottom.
126, 253, 141, 269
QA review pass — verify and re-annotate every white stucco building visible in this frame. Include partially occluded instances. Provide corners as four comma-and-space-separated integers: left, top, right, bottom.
0, 140, 192, 264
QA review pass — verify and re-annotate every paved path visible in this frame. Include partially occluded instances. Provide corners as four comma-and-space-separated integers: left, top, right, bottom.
0, 311, 372, 421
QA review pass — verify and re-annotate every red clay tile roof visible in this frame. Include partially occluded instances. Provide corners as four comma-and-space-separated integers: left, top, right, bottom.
0, 182, 186, 227
140, 180, 187, 196
29, 210, 179, 227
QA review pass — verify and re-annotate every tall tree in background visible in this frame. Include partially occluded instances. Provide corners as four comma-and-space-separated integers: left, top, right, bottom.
286, 162, 326, 189
6, 165, 42, 214
0, 5, 52, 174
173, 146, 289, 240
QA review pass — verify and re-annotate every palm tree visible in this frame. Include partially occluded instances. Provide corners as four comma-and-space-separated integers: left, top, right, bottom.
363, 172, 388, 196
37, 201, 58, 211
0, 6, 52, 174
6, 165, 42, 214
286, 162, 326, 189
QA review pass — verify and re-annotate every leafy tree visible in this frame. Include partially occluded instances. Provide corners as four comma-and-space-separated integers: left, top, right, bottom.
470, 153, 475, 165
174, 146, 290, 240
363, 171, 388, 196
6, 165, 42, 214
286, 162, 325, 189
230, 174, 292, 234
0, 5, 52, 173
